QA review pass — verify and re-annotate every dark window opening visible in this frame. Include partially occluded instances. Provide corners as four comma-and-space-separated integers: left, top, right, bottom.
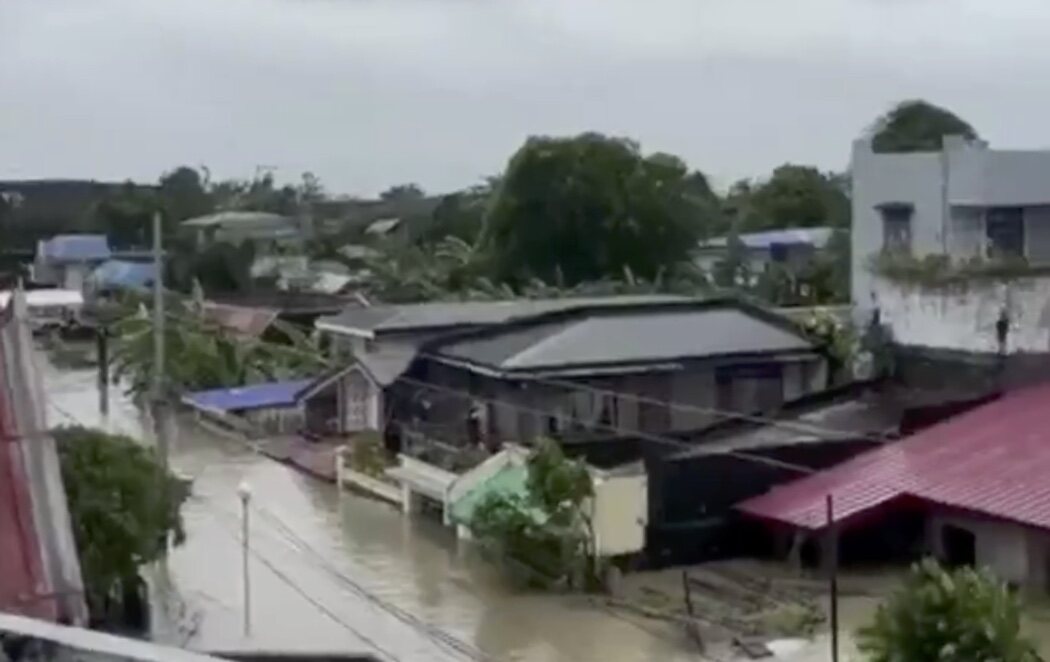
941, 524, 976, 568
986, 207, 1025, 258
880, 204, 913, 254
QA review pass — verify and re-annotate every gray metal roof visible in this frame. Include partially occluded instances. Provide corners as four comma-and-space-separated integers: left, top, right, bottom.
435, 305, 815, 373
316, 295, 687, 337
668, 394, 902, 461
182, 211, 293, 228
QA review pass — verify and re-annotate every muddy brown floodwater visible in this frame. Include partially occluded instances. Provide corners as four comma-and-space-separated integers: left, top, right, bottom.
42, 356, 702, 662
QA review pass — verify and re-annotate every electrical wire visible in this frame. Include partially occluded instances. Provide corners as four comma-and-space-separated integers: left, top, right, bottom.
248, 502, 494, 662
392, 374, 816, 475
414, 350, 895, 446
209, 508, 404, 662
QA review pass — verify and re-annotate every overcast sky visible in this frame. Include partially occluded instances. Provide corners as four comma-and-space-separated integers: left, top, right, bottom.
3, 0, 1050, 196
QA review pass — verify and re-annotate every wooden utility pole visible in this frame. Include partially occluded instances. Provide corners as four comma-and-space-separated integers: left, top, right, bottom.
151, 211, 169, 466
96, 326, 109, 416
826, 494, 839, 662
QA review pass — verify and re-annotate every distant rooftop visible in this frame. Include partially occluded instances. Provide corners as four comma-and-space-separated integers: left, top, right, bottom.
699, 227, 834, 251
315, 295, 687, 338
40, 234, 111, 262
431, 300, 815, 375
183, 379, 315, 413
182, 211, 293, 228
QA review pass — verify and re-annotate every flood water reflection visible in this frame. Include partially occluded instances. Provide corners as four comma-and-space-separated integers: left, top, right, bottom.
42, 356, 696, 662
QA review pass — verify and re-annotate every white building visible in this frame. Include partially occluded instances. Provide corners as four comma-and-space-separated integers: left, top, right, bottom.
851, 136, 1050, 353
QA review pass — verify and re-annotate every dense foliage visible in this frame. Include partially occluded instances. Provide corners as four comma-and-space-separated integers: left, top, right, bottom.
55, 426, 189, 617
469, 438, 595, 588
857, 559, 1038, 662
726, 165, 849, 232
110, 291, 328, 397
480, 134, 712, 286
871, 100, 979, 153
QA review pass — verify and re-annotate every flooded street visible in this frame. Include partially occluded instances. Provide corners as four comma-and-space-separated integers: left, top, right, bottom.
41, 356, 699, 662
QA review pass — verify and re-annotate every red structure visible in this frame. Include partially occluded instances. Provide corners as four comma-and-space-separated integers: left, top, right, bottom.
739, 382, 1050, 532
0, 293, 86, 622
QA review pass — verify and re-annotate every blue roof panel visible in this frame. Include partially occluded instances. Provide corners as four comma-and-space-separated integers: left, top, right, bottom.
183, 379, 314, 412
43, 235, 111, 262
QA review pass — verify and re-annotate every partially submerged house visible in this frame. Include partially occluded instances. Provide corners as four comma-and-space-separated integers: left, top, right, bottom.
32, 234, 111, 291
402, 298, 827, 453
738, 383, 1050, 590
182, 379, 314, 435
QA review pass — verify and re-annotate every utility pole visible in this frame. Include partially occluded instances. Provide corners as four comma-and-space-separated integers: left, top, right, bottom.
826, 494, 839, 662
237, 481, 253, 638
151, 211, 169, 466
96, 326, 109, 417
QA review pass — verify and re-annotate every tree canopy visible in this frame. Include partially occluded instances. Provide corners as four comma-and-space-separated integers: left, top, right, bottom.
480, 133, 711, 286
55, 426, 189, 616
857, 559, 1039, 662
871, 100, 979, 153
728, 164, 849, 232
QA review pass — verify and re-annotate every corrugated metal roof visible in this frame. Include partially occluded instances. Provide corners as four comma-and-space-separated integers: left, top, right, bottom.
738, 383, 1050, 531
700, 227, 834, 250
316, 295, 688, 337
183, 380, 314, 413
436, 306, 814, 373
364, 217, 401, 235
41, 234, 111, 262
181, 211, 292, 228
90, 260, 156, 289
201, 302, 277, 338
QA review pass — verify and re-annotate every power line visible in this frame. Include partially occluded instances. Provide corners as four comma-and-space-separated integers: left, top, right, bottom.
393, 375, 816, 475
248, 502, 494, 662
210, 508, 403, 662
39, 392, 407, 662
415, 350, 894, 446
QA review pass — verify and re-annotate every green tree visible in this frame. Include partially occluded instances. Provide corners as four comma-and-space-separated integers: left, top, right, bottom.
857, 559, 1038, 662
158, 166, 212, 223
110, 293, 328, 397
469, 438, 595, 588
380, 183, 425, 202
871, 100, 979, 153
55, 426, 189, 619
481, 133, 710, 285
90, 182, 160, 248
728, 165, 849, 232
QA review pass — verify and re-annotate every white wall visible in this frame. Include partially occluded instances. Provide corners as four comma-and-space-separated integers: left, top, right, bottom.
852, 137, 1050, 321
851, 139, 945, 310
875, 274, 1050, 353
927, 514, 1050, 588
589, 470, 648, 557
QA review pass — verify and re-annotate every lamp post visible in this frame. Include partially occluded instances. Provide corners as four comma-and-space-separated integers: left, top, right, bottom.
237, 480, 252, 638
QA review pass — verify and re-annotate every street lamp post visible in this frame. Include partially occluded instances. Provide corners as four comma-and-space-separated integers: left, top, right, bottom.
237, 480, 252, 638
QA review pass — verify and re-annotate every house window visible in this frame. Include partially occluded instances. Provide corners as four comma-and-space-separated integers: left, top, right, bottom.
986, 207, 1025, 258
880, 204, 913, 254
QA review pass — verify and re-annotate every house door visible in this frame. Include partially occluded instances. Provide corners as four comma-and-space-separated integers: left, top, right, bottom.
941, 524, 977, 567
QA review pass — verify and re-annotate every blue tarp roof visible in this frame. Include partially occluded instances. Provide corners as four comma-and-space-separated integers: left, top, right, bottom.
90, 260, 156, 290
701, 227, 834, 250
42, 235, 111, 262
182, 379, 314, 412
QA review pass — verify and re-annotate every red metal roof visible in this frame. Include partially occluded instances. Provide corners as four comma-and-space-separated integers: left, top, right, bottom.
0, 304, 53, 620
739, 382, 1050, 531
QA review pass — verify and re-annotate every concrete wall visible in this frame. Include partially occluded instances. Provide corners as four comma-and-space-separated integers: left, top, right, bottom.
851, 139, 945, 309
851, 137, 1050, 316
927, 514, 1050, 589
875, 274, 1050, 353
589, 470, 648, 557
